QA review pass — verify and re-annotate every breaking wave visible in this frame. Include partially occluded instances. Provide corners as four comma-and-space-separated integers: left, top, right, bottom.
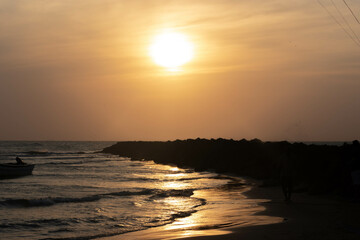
0, 189, 197, 208
24, 151, 87, 155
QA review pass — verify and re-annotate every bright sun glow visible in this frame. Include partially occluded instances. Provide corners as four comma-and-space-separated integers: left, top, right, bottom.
149, 31, 194, 70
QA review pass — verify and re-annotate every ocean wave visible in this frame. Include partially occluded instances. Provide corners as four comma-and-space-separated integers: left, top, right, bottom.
150, 189, 194, 199
43, 156, 95, 160
24, 151, 86, 156
0, 192, 137, 208
0, 194, 207, 240
37, 158, 113, 166
104, 189, 195, 199
103, 189, 154, 197
192, 198, 207, 208
121, 176, 209, 183
36, 209, 201, 240
0, 189, 197, 208
48, 228, 71, 233
176, 177, 209, 181
25, 150, 50, 155
186, 222, 235, 230
0, 195, 101, 207
0, 222, 42, 228
0, 218, 79, 229
170, 210, 195, 220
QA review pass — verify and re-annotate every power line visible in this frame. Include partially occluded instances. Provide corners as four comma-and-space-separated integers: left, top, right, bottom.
316, 0, 360, 47
343, 0, 360, 24
330, 0, 360, 44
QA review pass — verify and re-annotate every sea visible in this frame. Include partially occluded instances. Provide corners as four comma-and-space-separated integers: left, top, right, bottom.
1, 141, 348, 239
0, 141, 269, 240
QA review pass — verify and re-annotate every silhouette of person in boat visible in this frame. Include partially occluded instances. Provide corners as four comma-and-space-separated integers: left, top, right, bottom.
16, 156, 25, 165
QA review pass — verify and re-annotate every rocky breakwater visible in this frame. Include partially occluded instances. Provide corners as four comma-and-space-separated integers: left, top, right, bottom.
102, 139, 360, 196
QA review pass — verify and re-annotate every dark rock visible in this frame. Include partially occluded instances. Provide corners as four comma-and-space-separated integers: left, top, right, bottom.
102, 138, 360, 196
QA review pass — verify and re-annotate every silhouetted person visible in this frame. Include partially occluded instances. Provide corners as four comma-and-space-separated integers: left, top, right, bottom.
350, 140, 360, 198
16, 156, 25, 165
281, 150, 293, 202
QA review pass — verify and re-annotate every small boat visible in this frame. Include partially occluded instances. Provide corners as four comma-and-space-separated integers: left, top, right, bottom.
0, 163, 35, 178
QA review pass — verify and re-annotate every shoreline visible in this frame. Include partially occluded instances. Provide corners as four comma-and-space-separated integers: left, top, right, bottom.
102, 139, 360, 196
185, 185, 360, 240
99, 139, 360, 239
98, 177, 283, 240
99, 178, 360, 240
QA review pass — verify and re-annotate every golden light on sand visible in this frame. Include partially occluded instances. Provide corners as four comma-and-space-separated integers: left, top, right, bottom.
149, 31, 194, 70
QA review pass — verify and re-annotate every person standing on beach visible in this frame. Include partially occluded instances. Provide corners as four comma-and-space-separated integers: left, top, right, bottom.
350, 140, 360, 198
280, 150, 293, 202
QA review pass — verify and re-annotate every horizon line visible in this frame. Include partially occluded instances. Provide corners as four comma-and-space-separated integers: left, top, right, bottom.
0, 138, 357, 143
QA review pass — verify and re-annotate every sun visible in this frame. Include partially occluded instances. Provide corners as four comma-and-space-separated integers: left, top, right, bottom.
149, 31, 194, 70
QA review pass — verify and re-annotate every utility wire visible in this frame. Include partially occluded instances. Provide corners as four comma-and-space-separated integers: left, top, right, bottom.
317, 0, 360, 47
330, 0, 360, 44
343, 0, 360, 24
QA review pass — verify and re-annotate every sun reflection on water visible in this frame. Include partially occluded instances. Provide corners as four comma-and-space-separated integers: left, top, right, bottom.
161, 181, 189, 190
165, 172, 187, 178
159, 187, 283, 239
169, 167, 180, 172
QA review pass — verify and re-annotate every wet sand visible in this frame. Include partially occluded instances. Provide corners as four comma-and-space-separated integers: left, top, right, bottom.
100, 179, 360, 240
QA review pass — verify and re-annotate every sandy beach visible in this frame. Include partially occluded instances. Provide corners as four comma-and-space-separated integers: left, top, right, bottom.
100, 180, 360, 240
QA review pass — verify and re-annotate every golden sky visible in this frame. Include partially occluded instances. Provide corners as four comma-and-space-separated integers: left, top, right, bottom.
1, 0, 359, 141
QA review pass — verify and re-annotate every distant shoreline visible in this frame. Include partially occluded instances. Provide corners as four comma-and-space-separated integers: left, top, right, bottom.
0, 140, 353, 146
